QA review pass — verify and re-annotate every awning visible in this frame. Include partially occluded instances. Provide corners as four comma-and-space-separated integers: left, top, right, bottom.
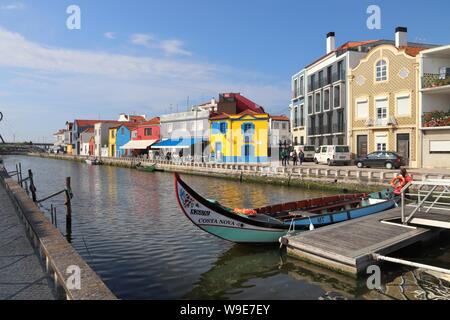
151, 138, 206, 149
120, 140, 158, 150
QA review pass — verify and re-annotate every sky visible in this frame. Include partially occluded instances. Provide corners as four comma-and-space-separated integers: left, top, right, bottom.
0, 0, 449, 142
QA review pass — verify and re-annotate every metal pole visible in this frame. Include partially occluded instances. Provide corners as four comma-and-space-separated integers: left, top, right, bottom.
401, 190, 405, 223
51, 204, 54, 225
373, 254, 450, 275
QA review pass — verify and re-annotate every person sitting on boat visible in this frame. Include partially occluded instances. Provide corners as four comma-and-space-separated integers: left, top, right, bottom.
391, 168, 413, 196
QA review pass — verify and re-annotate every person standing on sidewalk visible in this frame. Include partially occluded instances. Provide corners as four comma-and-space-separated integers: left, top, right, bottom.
292, 149, 298, 166
299, 150, 305, 165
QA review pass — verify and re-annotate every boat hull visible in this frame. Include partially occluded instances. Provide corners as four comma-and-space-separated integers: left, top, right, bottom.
174, 173, 397, 244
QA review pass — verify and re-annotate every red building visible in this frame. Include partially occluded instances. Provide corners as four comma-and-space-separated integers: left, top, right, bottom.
121, 117, 160, 156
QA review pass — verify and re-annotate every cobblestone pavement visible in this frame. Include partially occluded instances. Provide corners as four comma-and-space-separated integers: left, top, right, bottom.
0, 183, 55, 300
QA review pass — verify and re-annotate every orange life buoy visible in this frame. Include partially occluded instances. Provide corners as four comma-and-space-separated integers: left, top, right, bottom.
390, 176, 406, 189
234, 208, 257, 216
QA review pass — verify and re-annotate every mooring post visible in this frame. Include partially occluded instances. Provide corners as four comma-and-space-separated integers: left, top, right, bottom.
15, 164, 20, 184
18, 163, 23, 188
28, 169, 37, 202
65, 177, 72, 240
51, 204, 54, 225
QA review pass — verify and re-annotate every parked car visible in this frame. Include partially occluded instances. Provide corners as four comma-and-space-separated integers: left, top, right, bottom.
314, 145, 351, 166
293, 145, 316, 162
354, 151, 406, 169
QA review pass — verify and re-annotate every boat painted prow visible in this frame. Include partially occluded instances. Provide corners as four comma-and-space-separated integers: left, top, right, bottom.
174, 173, 288, 244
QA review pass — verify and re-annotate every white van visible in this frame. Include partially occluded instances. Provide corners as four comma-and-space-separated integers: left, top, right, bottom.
293, 145, 316, 162
314, 145, 351, 166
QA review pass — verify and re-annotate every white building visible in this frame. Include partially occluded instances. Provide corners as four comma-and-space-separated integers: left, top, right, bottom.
419, 45, 450, 168
79, 128, 94, 156
94, 122, 121, 157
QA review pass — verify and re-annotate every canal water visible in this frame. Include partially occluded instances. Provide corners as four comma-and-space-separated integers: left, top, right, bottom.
3, 155, 450, 300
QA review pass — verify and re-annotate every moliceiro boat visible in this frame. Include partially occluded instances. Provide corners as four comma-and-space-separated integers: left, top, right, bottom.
174, 173, 398, 244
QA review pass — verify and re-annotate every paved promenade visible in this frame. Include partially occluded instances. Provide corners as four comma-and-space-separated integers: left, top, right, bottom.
0, 182, 55, 300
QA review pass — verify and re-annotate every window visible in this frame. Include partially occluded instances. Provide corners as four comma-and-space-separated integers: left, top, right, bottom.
111, 131, 115, 138
356, 100, 369, 119
167, 123, 173, 133
376, 98, 388, 121
219, 122, 227, 134
294, 137, 298, 145
333, 85, 341, 108
308, 95, 313, 115
318, 70, 324, 88
310, 74, 316, 91
300, 136, 304, 145
144, 128, 152, 136
132, 131, 138, 139
337, 110, 344, 132
327, 112, 333, 133
396, 95, 411, 117
282, 122, 287, 130
337, 137, 344, 145
244, 145, 251, 157
315, 92, 321, 113
430, 141, 450, 153
376, 60, 387, 82
300, 105, 304, 126
323, 89, 330, 111
337, 61, 344, 80
294, 107, 298, 127
243, 123, 254, 133
121, 128, 124, 135
273, 122, 279, 129
293, 78, 298, 97
327, 66, 332, 85
299, 76, 304, 96
376, 135, 388, 151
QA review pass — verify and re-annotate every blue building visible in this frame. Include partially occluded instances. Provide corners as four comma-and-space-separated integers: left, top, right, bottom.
115, 124, 137, 157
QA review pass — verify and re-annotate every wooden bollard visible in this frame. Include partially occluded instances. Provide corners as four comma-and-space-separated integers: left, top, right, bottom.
28, 169, 37, 202
65, 177, 72, 241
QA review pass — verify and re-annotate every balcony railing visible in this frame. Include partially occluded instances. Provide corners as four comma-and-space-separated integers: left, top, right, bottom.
365, 117, 398, 127
423, 73, 450, 89
332, 123, 345, 134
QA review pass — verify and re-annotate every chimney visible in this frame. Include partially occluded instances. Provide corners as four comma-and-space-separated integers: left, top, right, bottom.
395, 27, 408, 48
327, 32, 336, 54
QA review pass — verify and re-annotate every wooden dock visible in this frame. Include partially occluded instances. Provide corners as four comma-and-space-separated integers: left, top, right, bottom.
282, 207, 442, 277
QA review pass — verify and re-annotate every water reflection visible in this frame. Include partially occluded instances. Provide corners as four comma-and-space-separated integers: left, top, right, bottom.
2, 155, 450, 300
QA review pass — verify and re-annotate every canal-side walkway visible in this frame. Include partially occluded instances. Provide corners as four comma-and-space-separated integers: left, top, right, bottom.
0, 182, 55, 300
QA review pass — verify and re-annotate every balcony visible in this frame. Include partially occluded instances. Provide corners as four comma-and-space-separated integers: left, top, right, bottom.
422, 73, 450, 90
422, 111, 450, 128
365, 117, 398, 127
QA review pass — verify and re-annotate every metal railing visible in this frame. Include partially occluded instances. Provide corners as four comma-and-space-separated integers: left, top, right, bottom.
400, 179, 450, 224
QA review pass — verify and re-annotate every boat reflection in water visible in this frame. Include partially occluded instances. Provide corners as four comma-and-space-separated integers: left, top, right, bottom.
185, 245, 450, 300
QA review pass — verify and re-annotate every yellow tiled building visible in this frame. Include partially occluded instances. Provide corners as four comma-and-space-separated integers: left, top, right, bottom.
108, 127, 117, 158
348, 44, 425, 168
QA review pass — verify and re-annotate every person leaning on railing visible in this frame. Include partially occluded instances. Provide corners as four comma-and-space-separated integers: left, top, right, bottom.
392, 168, 413, 196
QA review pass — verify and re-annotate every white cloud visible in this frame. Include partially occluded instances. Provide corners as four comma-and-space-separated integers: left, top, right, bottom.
104, 32, 116, 40
0, 2, 24, 10
0, 27, 215, 79
0, 26, 288, 141
130, 33, 191, 56
130, 33, 154, 47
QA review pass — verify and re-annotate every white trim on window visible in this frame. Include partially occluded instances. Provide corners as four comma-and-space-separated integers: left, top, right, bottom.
323, 88, 331, 111
375, 58, 389, 83
314, 91, 321, 114
333, 84, 342, 109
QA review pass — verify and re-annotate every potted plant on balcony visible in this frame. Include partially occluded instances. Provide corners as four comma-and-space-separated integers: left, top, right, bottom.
423, 110, 450, 127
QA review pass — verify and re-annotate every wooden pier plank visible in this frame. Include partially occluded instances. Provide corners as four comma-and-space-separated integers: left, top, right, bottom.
284, 207, 436, 276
